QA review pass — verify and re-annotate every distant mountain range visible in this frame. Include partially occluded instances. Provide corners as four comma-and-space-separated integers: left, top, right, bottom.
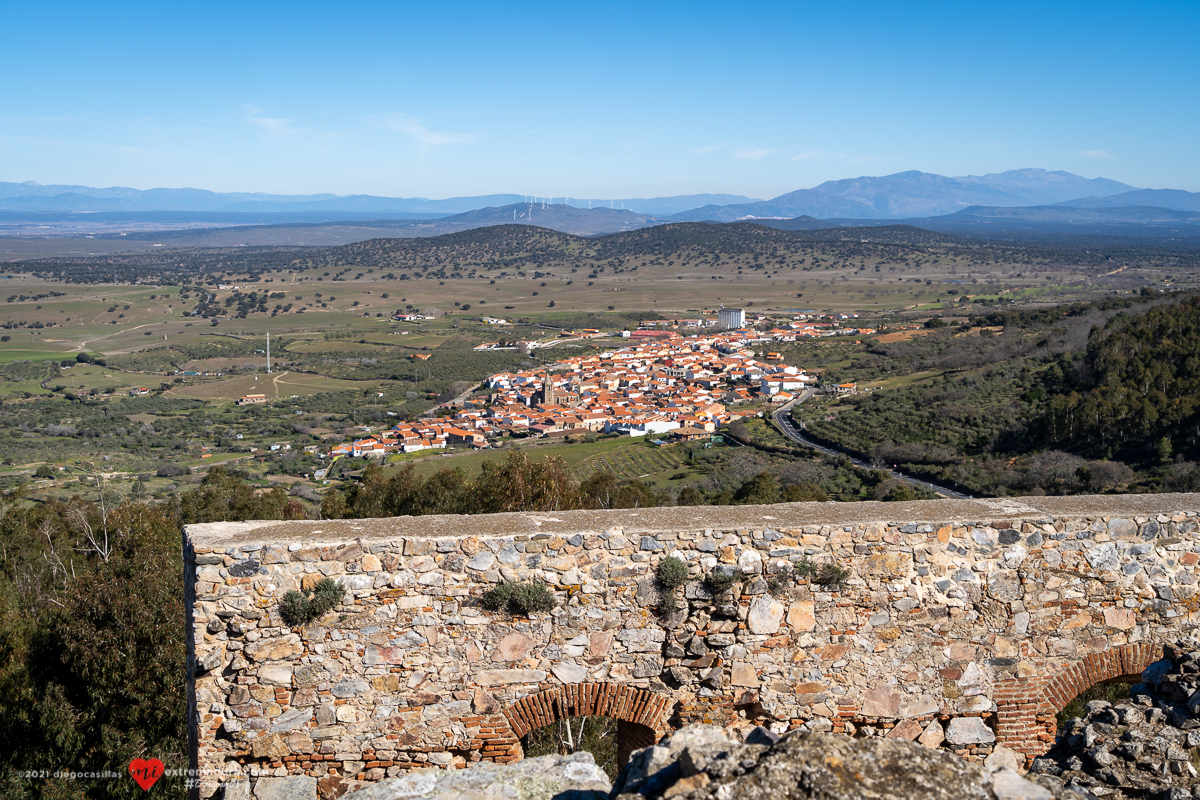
5, 171, 1200, 239
670, 169, 1141, 220
0, 183, 527, 215
0, 182, 758, 217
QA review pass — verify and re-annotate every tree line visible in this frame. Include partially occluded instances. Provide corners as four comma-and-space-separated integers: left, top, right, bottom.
1030, 294, 1200, 465
319, 449, 841, 520
803, 293, 1200, 496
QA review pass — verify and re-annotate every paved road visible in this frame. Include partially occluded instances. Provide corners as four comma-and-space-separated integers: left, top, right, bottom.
771, 393, 972, 500
421, 380, 484, 417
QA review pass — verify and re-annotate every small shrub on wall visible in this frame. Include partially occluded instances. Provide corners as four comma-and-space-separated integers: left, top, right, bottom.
481, 581, 557, 616
279, 578, 345, 626
656, 557, 688, 589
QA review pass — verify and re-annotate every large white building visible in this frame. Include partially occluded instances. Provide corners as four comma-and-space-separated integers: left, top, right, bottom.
717, 307, 745, 329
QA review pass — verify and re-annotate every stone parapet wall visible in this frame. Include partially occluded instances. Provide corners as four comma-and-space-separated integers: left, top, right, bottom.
184, 495, 1200, 799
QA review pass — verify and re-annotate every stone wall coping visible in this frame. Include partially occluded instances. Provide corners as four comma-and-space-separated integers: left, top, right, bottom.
183, 492, 1200, 548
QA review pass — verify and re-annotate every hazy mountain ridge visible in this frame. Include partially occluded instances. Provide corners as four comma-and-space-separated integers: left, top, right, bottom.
606, 194, 760, 215
1052, 189, 1200, 213
0, 183, 525, 215
1, 170, 1150, 220
670, 169, 1140, 221
0, 180, 341, 208
7, 171, 1197, 252
0, 182, 757, 217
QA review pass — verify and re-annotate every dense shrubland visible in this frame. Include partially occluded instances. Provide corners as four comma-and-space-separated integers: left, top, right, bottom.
1030, 295, 1200, 464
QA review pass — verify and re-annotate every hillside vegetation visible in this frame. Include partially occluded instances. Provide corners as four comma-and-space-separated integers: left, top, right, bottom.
1033, 295, 1200, 464
0, 468, 308, 799
20, 221, 1199, 287
801, 292, 1200, 495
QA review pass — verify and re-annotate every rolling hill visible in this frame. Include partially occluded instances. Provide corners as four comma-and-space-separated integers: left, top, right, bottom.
433, 203, 663, 235
1053, 189, 1200, 213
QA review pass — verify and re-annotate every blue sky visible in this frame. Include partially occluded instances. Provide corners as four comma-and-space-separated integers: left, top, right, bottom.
3, 0, 1197, 198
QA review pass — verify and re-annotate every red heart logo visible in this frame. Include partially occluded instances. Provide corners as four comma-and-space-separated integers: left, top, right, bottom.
128, 758, 164, 791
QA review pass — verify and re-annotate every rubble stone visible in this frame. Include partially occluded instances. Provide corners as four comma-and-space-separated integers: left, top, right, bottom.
186, 499, 1200, 799
746, 595, 784, 634
613, 724, 1064, 800
252, 776, 317, 800
340, 752, 609, 800
1030, 638, 1200, 799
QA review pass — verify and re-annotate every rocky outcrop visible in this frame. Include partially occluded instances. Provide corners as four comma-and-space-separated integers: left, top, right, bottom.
340, 723, 1085, 800
1031, 642, 1200, 799
610, 724, 1077, 800
339, 751, 610, 800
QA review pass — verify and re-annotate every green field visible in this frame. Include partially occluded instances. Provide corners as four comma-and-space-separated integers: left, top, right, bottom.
0, 345, 78, 364
163, 371, 372, 402
387, 435, 712, 489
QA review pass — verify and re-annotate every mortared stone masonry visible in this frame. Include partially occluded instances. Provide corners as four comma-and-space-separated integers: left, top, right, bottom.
184, 494, 1200, 799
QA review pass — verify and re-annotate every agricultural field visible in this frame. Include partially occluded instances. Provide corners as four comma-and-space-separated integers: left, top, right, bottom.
162, 371, 369, 401
392, 435, 711, 488
9, 222, 1194, 332
2, 222, 1199, 508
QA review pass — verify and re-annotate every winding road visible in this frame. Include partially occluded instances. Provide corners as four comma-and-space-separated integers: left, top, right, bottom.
771, 391, 972, 500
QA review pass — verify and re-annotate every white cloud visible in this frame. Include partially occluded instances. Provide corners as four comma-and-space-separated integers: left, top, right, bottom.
379, 114, 473, 147
1074, 149, 1117, 160
733, 148, 771, 161
245, 108, 296, 136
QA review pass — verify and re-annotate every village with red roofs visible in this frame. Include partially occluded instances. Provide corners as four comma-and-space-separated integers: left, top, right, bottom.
330, 310, 875, 462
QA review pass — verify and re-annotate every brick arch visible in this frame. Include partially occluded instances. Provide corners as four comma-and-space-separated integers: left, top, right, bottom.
501, 683, 672, 767
994, 642, 1164, 766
